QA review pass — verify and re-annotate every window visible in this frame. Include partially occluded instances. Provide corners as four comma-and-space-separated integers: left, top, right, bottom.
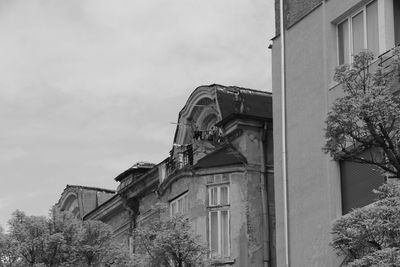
394, 0, 400, 46
159, 163, 167, 183
176, 145, 193, 169
338, 0, 379, 64
208, 185, 230, 257
170, 193, 189, 216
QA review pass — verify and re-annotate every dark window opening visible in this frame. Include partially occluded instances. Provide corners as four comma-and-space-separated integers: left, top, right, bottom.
394, 0, 400, 46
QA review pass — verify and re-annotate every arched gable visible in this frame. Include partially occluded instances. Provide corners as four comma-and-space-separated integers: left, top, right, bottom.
58, 190, 81, 217
174, 86, 221, 146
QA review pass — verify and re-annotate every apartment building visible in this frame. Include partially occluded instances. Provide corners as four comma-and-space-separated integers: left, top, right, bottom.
271, 0, 400, 266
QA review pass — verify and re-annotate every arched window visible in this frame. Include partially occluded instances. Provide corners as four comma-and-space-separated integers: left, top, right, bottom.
61, 194, 80, 217
200, 114, 217, 131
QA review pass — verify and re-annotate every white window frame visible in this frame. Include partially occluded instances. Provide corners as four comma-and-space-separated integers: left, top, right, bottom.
208, 185, 229, 207
337, 0, 379, 65
170, 192, 189, 217
208, 185, 230, 258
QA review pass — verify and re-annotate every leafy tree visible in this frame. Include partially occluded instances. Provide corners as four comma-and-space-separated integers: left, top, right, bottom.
43, 207, 82, 266
8, 210, 49, 266
133, 213, 209, 267
0, 225, 21, 267
324, 49, 400, 178
4, 208, 133, 267
331, 182, 400, 266
101, 241, 135, 267
77, 220, 114, 266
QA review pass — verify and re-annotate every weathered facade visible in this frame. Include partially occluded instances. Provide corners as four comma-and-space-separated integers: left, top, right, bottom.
57, 185, 115, 219
271, 0, 400, 266
57, 84, 274, 266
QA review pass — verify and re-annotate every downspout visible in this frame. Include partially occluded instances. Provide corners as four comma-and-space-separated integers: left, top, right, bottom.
260, 122, 270, 267
280, 0, 290, 266
121, 194, 137, 253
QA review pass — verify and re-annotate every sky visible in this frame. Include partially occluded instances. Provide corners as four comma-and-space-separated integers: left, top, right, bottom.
0, 0, 275, 230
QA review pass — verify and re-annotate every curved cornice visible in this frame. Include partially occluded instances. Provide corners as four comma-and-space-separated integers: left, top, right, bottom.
158, 168, 193, 196
57, 188, 78, 209
175, 85, 221, 145
179, 86, 217, 119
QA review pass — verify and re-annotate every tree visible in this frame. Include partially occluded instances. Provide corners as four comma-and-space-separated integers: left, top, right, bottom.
324, 49, 400, 178
133, 213, 209, 267
5, 208, 133, 267
0, 225, 21, 267
331, 182, 400, 266
43, 207, 82, 266
8, 210, 49, 266
77, 220, 114, 266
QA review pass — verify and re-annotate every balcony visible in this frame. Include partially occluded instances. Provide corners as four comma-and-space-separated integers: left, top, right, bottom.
193, 127, 222, 143
166, 144, 193, 177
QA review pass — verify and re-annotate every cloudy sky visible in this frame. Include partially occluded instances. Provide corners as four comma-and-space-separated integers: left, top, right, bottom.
0, 0, 275, 229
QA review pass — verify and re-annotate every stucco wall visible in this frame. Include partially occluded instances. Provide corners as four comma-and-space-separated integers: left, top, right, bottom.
159, 173, 208, 245
157, 170, 272, 266
274, 0, 322, 35
271, 0, 394, 265
272, 2, 344, 266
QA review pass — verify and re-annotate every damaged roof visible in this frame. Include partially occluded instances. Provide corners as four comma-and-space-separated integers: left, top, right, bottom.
173, 84, 272, 144
114, 161, 155, 182
214, 84, 272, 121
63, 184, 115, 194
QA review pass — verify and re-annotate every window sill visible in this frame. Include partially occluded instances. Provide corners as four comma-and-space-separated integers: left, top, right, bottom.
211, 258, 235, 266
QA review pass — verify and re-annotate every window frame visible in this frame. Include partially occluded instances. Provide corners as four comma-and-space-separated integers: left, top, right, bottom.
208, 185, 230, 207
207, 184, 231, 258
169, 192, 189, 217
336, 0, 379, 65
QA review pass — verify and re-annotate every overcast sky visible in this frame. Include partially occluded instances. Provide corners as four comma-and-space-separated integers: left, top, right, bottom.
0, 0, 275, 229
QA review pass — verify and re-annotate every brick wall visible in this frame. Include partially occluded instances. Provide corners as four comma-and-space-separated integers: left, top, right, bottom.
275, 0, 322, 35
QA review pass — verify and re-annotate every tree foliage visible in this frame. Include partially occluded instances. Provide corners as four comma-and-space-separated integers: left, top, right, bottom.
324, 49, 400, 178
1, 208, 133, 267
331, 182, 400, 266
133, 213, 209, 267
0, 225, 20, 267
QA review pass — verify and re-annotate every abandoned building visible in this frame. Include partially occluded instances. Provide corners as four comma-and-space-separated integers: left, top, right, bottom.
57, 84, 275, 266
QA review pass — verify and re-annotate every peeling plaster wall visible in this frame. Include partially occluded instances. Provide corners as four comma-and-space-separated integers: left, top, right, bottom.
157, 169, 269, 266
229, 172, 249, 267
244, 170, 264, 266
230, 126, 263, 165
80, 190, 98, 216
159, 173, 208, 244
97, 191, 114, 206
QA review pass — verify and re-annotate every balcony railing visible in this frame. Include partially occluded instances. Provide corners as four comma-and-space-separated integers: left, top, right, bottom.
166, 145, 193, 176
193, 127, 224, 144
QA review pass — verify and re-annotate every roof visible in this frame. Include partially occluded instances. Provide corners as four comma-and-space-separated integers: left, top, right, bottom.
194, 145, 247, 169
56, 184, 115, 207
173, 84, 272, 145
214, 85, 272, 121
114, 161, 155, 182
64, 184, 115, 194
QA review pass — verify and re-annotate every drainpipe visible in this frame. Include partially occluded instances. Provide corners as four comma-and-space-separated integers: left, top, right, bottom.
121, 194, 137, 252
260, 123, 270, 267
280, 0, 290, 266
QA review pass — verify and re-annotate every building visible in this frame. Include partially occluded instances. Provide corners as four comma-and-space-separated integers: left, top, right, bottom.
271, 0, 400, 266
57, 185, 115, 219
57, 84, 275, 266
